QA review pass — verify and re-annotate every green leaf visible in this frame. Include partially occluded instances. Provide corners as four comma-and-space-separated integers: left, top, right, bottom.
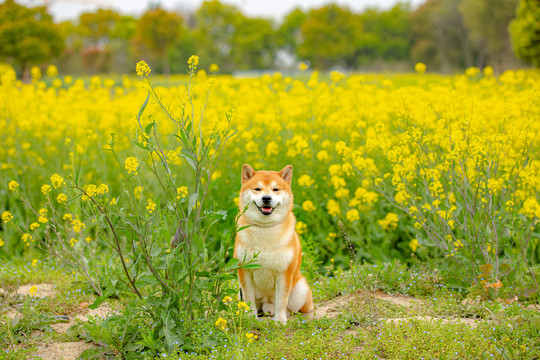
188, 193, 198, 216
135, 275, 161, 287
138, 92, 150, 120
133, 141, 149, 150
445, 277, 467, 289
224, 258, 239, 270
144, 121, 155, 135
150, 246, 161, 257
242, 264, 261, 269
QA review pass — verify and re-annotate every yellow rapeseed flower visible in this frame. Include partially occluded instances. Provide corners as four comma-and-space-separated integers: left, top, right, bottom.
215, 317, 227, 330
125, 157, 139, 175
415, 62, 427, 74
237, 301, 249, 311
188, 55, 199, 75
346, 209, 360, 222
295, 221, 307, 235
298, 175, 314, 187
41, 184, 52, 195
302, 200, 316, 212
176, 186, 188, 199
327, 199, 341, 217
378, 212, 399, 232
146, 199, 156, 214
50, 174, 65, 189
8, 180, 19, 191
57, 193, 68, 204
135, 61, 151, 77
134, 186, 143, 200
2, 211, 13, 223
72, 219, 85, 232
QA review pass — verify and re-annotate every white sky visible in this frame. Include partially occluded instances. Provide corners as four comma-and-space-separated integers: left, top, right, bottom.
20, 0, 425, 22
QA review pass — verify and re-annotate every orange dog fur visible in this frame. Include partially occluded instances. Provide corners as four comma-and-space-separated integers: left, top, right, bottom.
234, 164, 314, 322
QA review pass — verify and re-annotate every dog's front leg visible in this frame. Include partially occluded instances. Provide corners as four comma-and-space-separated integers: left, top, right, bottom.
238, 268, 258, 317
274, 271, 293, 322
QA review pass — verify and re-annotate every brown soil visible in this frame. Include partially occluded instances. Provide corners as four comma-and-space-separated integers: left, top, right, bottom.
16, 284, 58, 298
33, 341, 94, 360
0, 283, 115, 359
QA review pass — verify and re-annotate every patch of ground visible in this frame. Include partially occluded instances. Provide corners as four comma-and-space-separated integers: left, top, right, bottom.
5, 307, 21, 319
372, 292, 422, 309
313, 293, 358, 319
33, 341, 94, 360
16, 284, 58, 298
1, 283, 115, 360
385, 316, 479, 328
313, 291, 483, 330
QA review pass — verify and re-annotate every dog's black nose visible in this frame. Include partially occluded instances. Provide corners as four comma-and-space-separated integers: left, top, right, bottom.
262, 195, 272, 204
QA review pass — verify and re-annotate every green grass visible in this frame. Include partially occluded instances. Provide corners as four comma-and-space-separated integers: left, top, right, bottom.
1, 259, 539, 359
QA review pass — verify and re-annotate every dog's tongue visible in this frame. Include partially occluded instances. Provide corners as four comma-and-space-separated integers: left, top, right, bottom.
262, 206, 273, 214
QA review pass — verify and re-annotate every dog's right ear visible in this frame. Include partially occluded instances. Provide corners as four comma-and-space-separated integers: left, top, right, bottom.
242, 164, 256, 183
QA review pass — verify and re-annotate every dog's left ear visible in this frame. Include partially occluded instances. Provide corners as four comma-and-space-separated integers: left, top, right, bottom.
279, 165, 293, 183
242, 164, 256, 183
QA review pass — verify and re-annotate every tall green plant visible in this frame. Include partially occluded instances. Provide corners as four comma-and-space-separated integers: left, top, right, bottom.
12, 56, 258, 356
347, 107, 539, 298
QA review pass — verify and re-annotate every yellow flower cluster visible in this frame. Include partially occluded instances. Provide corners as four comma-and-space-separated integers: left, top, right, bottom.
125, 157, 139, 175
135, 61, 151, 77
176, 186, 188, 199
378, 212, 399, 232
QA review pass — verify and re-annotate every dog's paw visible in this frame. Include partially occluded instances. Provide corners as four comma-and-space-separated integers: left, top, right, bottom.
274, 314, 287, 323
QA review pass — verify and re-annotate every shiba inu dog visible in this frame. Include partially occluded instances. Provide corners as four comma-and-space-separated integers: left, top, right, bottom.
234, 164, 314, 322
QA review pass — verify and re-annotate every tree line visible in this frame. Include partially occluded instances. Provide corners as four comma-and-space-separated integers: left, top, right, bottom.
0, 0, 538, 78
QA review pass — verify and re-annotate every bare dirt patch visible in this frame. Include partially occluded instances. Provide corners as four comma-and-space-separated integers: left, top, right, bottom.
34, 341, 94, 360
16, 284, 58, 298
313, 293, 358, 319
48, 304, 114, 334
372, 292, 423, 309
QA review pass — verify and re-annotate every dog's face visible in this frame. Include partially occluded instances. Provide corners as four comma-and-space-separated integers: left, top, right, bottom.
239, 164, 294, 225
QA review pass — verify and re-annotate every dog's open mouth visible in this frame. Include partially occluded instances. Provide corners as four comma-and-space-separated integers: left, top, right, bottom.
256, 204, 275, 215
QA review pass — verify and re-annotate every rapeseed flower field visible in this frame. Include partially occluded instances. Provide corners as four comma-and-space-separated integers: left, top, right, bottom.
0, 65, 539, 276
1, 62, 540, 358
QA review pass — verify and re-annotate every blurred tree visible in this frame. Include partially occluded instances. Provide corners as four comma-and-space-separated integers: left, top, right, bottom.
410, 0, 476, 72
77, 9, 121, 73
410, 0, 439, 67
298, 4, 363, 69
230, 16, 276, 70
193, 0, 243, 72
355, 4, 411, 65
78, 9, 120, 44
277, 8, 307, 56
509, 0, 540, 68
134, 7, 183, 76
109, 15, 137, 73
169, 26, 197, 73
459, 0, 519, 69
0, 0, 64, 80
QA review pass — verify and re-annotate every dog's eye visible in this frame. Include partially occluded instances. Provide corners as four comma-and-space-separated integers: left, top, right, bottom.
273, 188, 279, 192
254, 188, 261, 191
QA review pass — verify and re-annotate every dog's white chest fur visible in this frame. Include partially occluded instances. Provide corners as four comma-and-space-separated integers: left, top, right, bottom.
236, 224, 294, 292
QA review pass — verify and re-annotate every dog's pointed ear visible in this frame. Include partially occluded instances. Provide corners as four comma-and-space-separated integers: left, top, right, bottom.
242, 164, 256, 183
279, 165, 293, 183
